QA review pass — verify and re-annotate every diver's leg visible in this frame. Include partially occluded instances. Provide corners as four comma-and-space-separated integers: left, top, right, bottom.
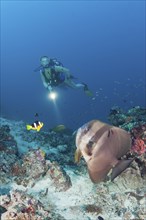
65, 79, 93, 96
65, 79, 84, 89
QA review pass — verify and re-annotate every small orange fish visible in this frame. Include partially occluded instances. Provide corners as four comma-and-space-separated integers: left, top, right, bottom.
26, 121, 43, 132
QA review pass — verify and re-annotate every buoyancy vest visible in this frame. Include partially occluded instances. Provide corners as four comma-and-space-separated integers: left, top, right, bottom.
42, 58, 65, 86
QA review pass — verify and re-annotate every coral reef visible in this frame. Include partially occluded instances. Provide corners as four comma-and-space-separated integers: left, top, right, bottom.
0, 106, 146, 220
108, 105, 146, 177
0, 125, 18, 154
1, 190, 66, 220
108, 106, 146, 128
12, 149, 72, 190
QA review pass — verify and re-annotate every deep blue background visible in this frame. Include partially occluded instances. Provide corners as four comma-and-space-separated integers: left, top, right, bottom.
1, 1, 145, 130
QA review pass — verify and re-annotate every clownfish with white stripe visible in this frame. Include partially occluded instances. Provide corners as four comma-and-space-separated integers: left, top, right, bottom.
75, 120, 134, 183
26, 121, 44, 132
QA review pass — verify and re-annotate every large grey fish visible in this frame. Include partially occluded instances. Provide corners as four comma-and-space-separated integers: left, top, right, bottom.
75, 120, 133, 183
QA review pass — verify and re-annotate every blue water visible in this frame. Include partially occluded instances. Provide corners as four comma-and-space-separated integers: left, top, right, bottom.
1, 1, 145, 130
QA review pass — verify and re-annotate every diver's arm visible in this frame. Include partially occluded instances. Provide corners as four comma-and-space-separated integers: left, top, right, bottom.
40, 72, 52, 91
40, 72, 48, 88
54, 66, 71, 79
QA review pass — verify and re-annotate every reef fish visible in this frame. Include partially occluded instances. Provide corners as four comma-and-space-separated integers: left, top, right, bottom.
50, 124, 72, 135
75, 120, 133, 183
26, 121, 43, 132
51, 124, 66, 132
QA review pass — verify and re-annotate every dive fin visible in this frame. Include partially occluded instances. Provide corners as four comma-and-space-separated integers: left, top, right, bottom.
111, 159, 134, 181
83, 84, 93, 97
75, 148, 82, 163
26, 125, 32, 130
84, 89, 93, 97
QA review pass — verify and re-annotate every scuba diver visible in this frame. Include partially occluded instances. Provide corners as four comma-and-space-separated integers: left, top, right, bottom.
35, 56, 93, 96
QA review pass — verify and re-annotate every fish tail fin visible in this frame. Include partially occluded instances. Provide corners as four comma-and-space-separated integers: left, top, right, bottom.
75, 148, 82, 163
26, 125, 32, 130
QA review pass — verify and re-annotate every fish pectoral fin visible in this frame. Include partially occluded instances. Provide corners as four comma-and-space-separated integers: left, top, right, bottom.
110, 159, 134, 181
75, 148, 82, 163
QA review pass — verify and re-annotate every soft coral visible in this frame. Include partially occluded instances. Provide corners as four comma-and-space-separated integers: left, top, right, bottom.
131, 137, 146, 155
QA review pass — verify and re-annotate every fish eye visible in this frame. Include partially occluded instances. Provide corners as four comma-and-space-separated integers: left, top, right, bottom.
87, 140, 94, 149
